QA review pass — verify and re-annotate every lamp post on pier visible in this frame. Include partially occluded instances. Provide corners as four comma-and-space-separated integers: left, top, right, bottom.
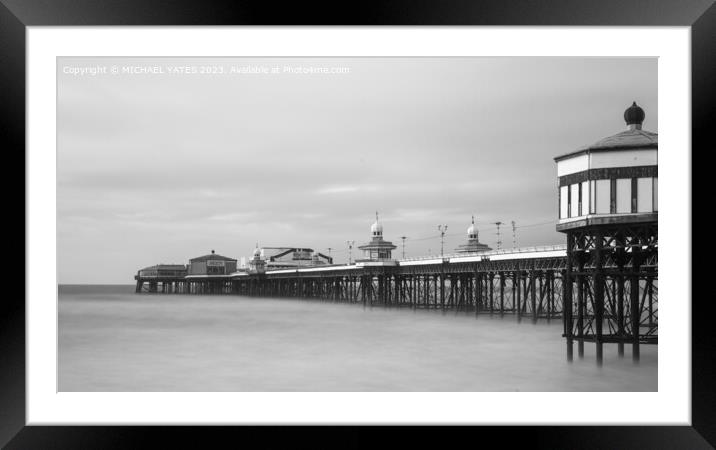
346, 240, 355, 265
438, 225, 448, 257
494, 221, 503, 250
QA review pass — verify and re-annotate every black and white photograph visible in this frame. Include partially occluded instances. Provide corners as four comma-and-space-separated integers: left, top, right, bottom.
4, 0, 711, 443
57, 56, 659, 392
2, 0, 713, 442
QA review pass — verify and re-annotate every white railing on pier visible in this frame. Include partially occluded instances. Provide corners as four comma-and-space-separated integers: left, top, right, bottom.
260, 245, 569, 273
398, 244, 567, 263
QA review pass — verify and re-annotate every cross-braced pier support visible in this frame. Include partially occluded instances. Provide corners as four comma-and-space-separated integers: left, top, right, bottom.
221, 256, 566, 320
562, 222, 658, 365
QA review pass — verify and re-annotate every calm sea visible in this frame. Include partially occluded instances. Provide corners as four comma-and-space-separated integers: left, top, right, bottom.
58, 285, 657, 392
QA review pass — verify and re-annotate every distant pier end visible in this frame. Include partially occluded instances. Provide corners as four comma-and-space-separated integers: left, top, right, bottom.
135, 264, 188, 293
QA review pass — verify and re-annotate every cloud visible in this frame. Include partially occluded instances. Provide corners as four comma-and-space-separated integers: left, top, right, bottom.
316, 185, 362, 194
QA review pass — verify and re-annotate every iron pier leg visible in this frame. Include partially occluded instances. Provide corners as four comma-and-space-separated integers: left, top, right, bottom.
594, 230, 605, 367
577, 269, 584, 360
618, 271, 625, 358
631, 245, 642, 363
565, 232, 574, 363
531, 269, 537, 324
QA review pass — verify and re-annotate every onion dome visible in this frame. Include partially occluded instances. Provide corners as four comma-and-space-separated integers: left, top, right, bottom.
467, 215, 478, 239
252, 244, 261, 258
556, 102, 656, 159
624, 101, 645, 127
371, 211, 383, 236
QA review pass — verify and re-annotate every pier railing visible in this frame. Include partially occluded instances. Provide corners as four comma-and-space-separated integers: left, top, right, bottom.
398, 244, 568, 263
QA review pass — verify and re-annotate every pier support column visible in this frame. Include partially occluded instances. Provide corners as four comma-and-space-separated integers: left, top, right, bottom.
577, 254, 585, 359
361, 276, 367, 306
497, 273, 503, 315
476, 271, 482, 316
647, 275, 655, 327
546, 271, 553, 321
531, 269, 537, 323
564, 231, 574, 363
377, 275, 383, 305
631, 243, 642, 363
516, 270, 522, 322
424, 276, 429, 308
547, 270, 555, 321
617, 246, 626, 358
594, 230, 605, 366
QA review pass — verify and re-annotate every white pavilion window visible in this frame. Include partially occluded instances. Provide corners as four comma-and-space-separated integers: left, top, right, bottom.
595, 179, 610, 214
616, 178, 631, 213
570, 184, 579, 218
580, 181, 589, 216
559, 185, 568, 219
637, 177, 653, 213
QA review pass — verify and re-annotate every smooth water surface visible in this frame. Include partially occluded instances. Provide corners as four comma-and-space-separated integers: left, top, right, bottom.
58, 285, 657, 391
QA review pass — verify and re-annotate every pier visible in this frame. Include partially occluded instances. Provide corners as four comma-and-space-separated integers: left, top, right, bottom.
135, 243, 658, 362
137, 246, 567, 320
133, 102, 659, 364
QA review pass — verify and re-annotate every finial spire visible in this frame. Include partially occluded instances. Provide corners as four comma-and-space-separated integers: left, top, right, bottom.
375, 211, 379, 222
471, 215, 475, 225
624, 101, 645, 130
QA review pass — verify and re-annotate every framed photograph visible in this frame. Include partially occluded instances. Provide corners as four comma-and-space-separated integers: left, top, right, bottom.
7, 0, 712, 447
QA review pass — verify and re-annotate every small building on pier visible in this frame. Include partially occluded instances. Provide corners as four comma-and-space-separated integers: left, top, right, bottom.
135, 263, 188, 293
137, 264, 187, 278
357, 212, 397, 266
248, 245, 266, 274
260, 247, 333, 269
188, 250, 237, 275
454, 216, 492, 254
310, 250, 332, 266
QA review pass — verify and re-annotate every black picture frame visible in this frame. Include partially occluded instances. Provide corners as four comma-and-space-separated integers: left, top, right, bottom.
3, 0, 712, 448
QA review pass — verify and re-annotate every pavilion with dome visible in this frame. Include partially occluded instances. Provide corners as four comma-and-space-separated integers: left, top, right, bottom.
554, 101, 658, 364
357, 212, 397, 263
554, 101, 658, 230
454, 216, 492, 254
248, 244, 266, 274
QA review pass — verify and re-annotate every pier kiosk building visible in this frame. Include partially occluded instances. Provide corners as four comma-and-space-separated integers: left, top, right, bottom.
134, 264, 187, 293
357, 213, 397, 266
260, 247, 333, 269
555, 102, 658, 364
137, 264, 187, 278
241, 247, 334, 270
454, 216, 492, 254
248, 246, 266, 274
310, 251, 332, 266
188, 250, 238, 275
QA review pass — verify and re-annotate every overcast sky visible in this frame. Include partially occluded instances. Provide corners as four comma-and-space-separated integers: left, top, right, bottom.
57, 57, 657, 284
